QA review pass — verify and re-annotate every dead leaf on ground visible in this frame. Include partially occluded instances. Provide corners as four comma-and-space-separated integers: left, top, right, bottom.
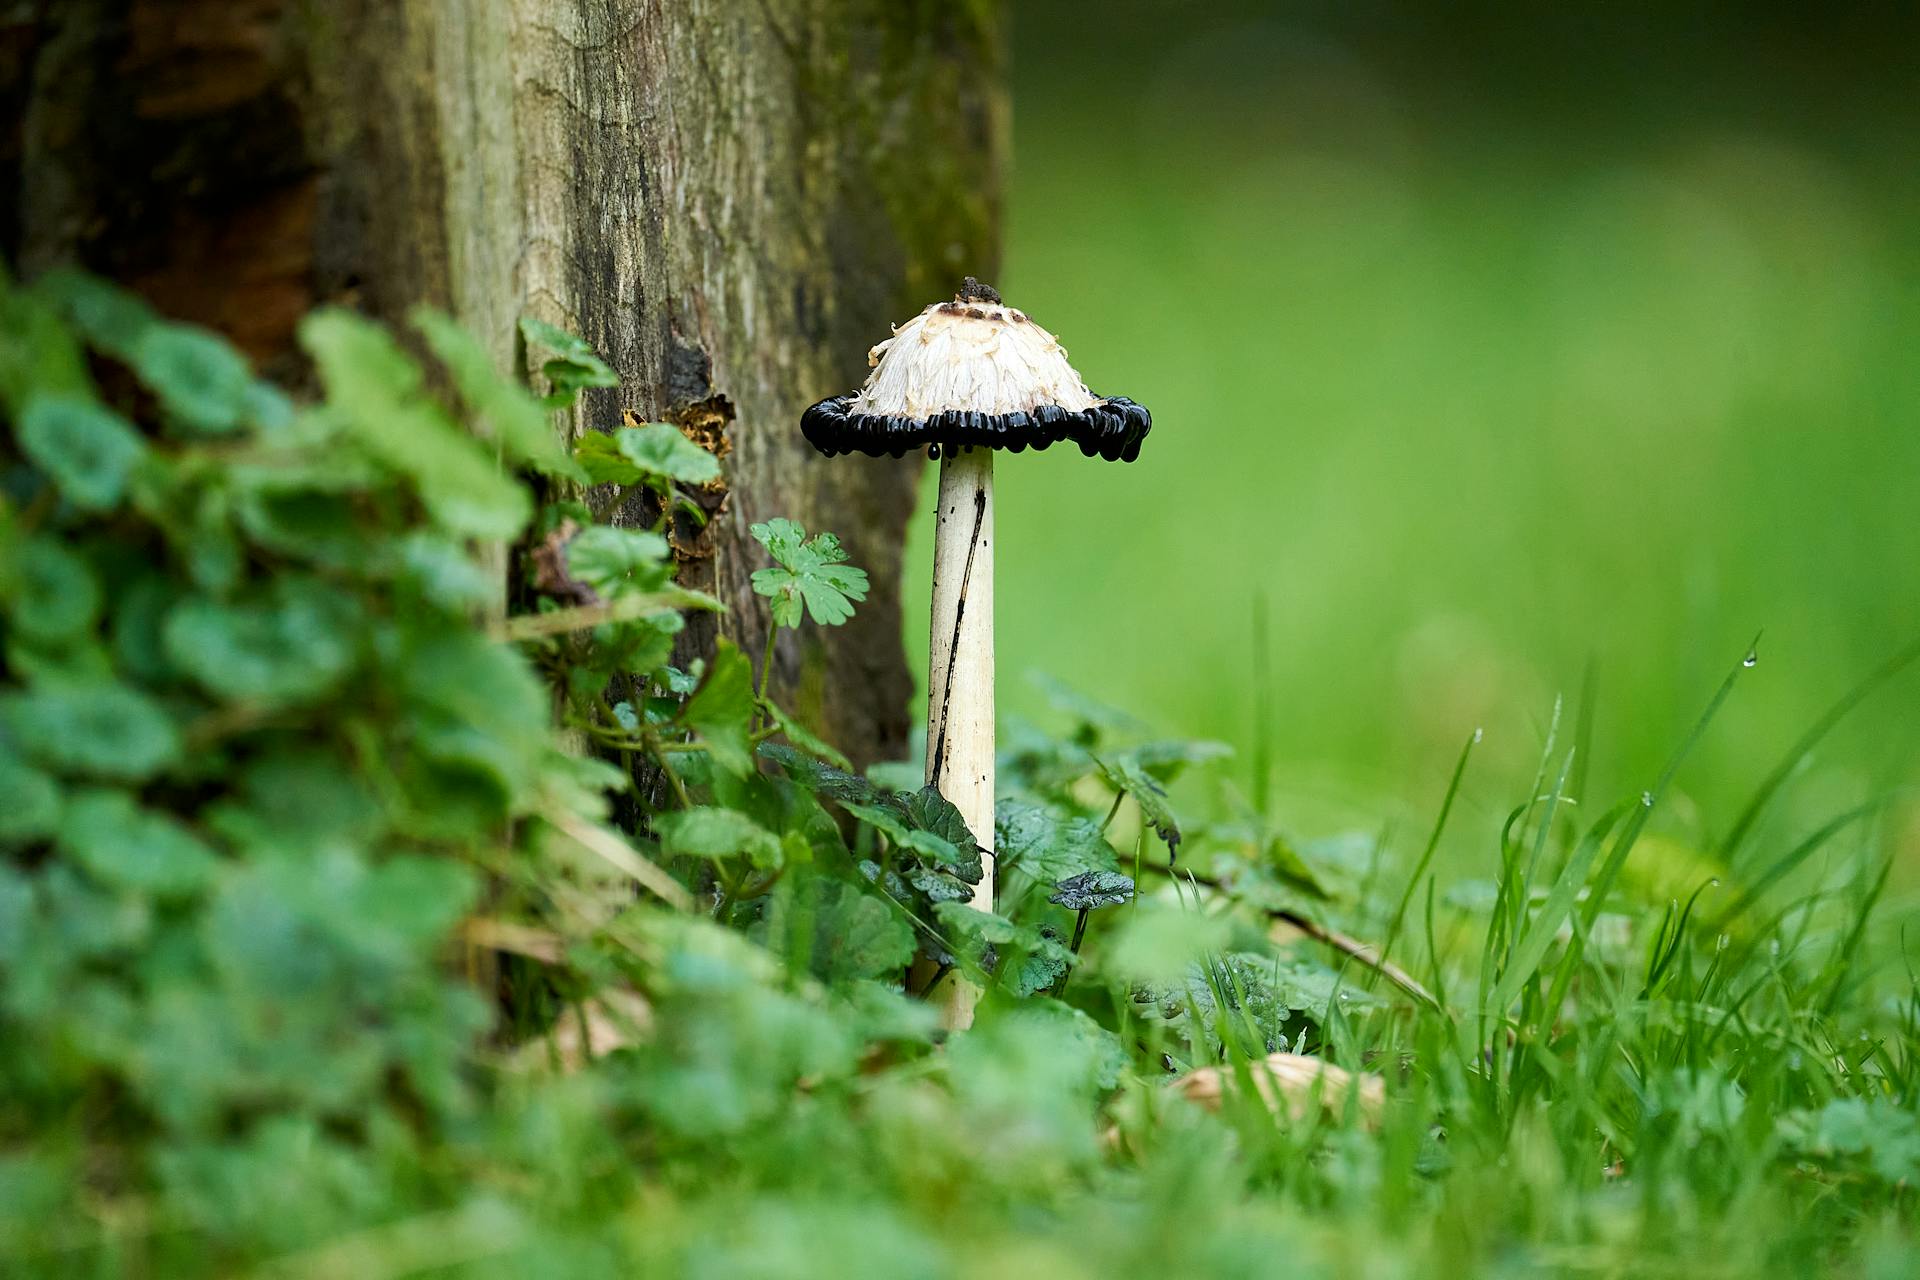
1175, 1052, 1386, 1127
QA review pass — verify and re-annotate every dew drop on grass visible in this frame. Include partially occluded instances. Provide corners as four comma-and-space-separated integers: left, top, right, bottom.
1472, 727, 1484, 744
1717, 934, 1730, 951
1640, 791, 1654, 808
1743, 649, 1758, 668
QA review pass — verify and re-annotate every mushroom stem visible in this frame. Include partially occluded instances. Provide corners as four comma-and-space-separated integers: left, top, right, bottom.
925, 446, 995, 1031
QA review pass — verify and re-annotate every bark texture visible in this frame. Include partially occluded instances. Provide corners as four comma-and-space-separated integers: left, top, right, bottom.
3, 0, 1004, 767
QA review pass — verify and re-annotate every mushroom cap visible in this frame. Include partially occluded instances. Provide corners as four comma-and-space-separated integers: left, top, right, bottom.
801, 279, 1151, 463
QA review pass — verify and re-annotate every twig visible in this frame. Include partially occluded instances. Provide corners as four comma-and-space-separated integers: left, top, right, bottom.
1138, 861, 1440, 1010
545, 807, 692, 910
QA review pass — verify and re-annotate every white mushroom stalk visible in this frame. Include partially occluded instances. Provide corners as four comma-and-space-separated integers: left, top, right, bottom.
802, 278, 1151, 1030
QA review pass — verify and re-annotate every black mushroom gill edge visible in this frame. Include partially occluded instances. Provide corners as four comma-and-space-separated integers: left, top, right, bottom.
800, 394, 1152, 463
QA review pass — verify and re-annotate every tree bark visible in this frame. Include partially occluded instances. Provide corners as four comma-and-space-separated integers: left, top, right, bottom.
3, 0, 1003, 768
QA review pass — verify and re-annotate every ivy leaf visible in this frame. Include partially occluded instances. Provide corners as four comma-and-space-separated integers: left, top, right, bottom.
16, 394, 146, 512
412, 308, 589, 483
995, 800, 1120, 884
519, 315, 620, 405
681, 640, 754, 776
300, 309, 531, 541
5, 536, 102, 645
565, 526, 671, 599
750, 518, 869, 628
35, 267, 157, 361
1, 681, 181, 781
0, 756, 62, 845
1096, 754, 1182, 859
131, 324, 252, 436
617, 423, 721, 486
58, 789, 220, 897
656, 806, 782, 868
1049, 869, 1135, 912
163, 579, 365, 706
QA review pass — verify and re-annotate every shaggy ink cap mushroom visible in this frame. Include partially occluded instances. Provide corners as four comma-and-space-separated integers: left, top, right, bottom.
801, 277, 1152, 462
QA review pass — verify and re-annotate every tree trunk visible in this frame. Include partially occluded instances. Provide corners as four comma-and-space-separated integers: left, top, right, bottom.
3, 0, 1003, 768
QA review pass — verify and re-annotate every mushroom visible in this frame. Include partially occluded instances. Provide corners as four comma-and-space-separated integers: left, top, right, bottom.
802, 278, 1151, 1028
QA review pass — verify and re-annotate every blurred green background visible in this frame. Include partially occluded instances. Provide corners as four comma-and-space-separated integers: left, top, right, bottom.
906, 3, 1920, 855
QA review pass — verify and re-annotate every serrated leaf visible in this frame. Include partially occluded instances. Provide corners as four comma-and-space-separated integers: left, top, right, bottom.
1049, 868, 1135, 912
412, 308, 589, 483
58, 789, 219, 896
615, 422, 721, 487
759, 742, 887, 807
681, 640, 754, 776
656, 806, 782, 868
903, 786, 981, 879
908, 865, 976, 903
131, 324, 252, 435
163, 579, 364, 705
749, 518, 868, 628
1, 681, 181, 781
995, 800, 1120, 884
5, 536, 101, 645
1013, 942, 1073, 998
761, 876, 915, 982
16, 394, 146, 512
1097, 754, 1182, 857
565, 525, 670, 599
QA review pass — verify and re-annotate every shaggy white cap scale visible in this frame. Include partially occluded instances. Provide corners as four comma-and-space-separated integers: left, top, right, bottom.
851, 300, 1102, 420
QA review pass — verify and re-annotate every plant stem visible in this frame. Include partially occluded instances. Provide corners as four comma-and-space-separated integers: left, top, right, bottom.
1099, 791, 1126, 833
756, 621, 780, 731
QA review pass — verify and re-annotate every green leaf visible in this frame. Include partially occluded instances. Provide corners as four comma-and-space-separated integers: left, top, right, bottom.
412, 308, 589, 482
903, 786, 982, 881
396, 533, 499, 610
758, 742, 887, 807
681, 640, 755, 777
0, 281, 94, 416
749, 519, 869, 628
0, 756, 62, 845
565, 525, 670, 599
656, 806, 782, 868
760, 700, 853, 770
571, 431, 638, 486
16, 394, 146, 512
163, 579, 364, 706
1013, 938, 1074, 997
616, 423, 721, 486
759, 876, 915, 982
995, 800, 1120, 884
1049, 869, 1135, 912
519, 315, 620, 403
299, 309, 531, 540
35, 268, 158, 361
1, 681, 181, 781
4, 536, 102, 645
131, 324, 252, 435
1096, 754, 1182, 857
58, 789, 220, 896
934, 900, 1017, 945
